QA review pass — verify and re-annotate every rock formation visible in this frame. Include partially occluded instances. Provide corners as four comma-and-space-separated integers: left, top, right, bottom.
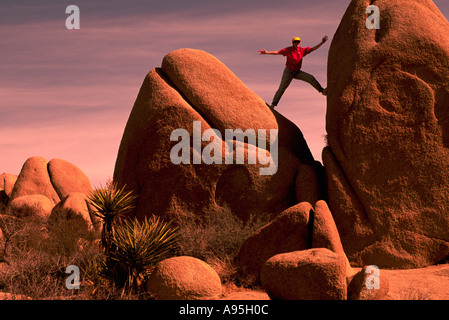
4, 157, 94, 227
47, 159, 92, 200
237, 202, 312, 276
7, 194, 54, 219
324, 0, 449, 268
49, 192, 98, 231
260, 248, 347, 300
113, 48, 324, 221
0, 174, 17, 213
9, 157, 60, 205
238, 200, 356, 282
311, 200, 354, 278
146, 256, 222, 300
0, 174, 17, 199
9, 157, 92, 206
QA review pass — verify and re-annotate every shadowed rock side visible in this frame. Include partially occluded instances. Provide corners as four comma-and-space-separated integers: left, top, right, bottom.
324, 0, 449, 268
113, 48, 324, 221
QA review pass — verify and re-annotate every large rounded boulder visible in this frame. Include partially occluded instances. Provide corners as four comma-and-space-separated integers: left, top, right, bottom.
146, 256, 222, 300
113, 49, 323, 221
237, 202, 312, 276
260, 248, 347, 300
324, 0, 449, 268
6, 157, 93, 222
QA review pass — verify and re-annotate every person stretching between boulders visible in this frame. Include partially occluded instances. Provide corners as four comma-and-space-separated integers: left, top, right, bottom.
259, 35, 329, 108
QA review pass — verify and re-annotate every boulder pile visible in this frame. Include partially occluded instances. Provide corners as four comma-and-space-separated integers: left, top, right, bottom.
113, 48, 325, 222
114, 0, 449, 298
1, 157, 96, 230
113, 0, 449, 279
239, 200, 387, 300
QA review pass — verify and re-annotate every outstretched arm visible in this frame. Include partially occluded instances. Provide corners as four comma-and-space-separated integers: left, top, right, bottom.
259, 49, 280, 55
310, 35, 329, 52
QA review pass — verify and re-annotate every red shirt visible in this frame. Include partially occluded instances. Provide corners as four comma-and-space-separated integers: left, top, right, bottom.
278, 46, 312, 71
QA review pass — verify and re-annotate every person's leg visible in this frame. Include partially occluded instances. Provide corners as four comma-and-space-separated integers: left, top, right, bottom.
271, 68, 295, 107
294, 70, 325, 93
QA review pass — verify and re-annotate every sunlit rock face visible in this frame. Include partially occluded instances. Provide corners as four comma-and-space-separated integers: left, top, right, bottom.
324, 0, 449, 268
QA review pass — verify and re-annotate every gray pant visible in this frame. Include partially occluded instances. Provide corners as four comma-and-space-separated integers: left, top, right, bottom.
271, 68, 324, 106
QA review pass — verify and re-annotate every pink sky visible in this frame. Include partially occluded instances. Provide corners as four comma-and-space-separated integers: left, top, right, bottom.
1, 1, 448, 187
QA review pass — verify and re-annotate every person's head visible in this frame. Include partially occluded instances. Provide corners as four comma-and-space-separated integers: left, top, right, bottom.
292, 37, 301, 48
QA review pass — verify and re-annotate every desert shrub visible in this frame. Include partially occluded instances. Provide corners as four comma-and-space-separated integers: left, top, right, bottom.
87, 181, 136, 257
175, 205, 270, 285
112, 216, 179, 289
0, 213, 99, 299
86, 182, 180, 297
86, 216, 179, 297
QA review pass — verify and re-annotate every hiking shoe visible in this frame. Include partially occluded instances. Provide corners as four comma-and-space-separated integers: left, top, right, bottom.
321, 88, 328, 96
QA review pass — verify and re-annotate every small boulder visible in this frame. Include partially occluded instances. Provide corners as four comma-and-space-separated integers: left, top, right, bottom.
311, 200, 355, 279
0, 173, 18, 213
7, 195, 53, 219
260, 248, 347, 300
147, 256, 222, 300
49, 192, 95, 231
0, 174, 18, 198
237, 202, 312, 276
347, 265, 389, 300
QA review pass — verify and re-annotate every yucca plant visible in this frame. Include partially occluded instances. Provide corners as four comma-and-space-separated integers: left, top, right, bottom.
87, 182, 137, 257
111, 216, 180, 294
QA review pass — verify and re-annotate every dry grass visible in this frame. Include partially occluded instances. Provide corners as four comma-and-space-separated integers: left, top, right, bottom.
0, 213, 155, 300
2, 201, 446, 301
176, 205, 270, 287
0, 202, 270, 299
0, 214, 100, 299
398, 286, 435, 300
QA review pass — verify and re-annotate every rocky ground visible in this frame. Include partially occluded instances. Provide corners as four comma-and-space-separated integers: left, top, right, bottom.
218, 263, 449, 300
382, 264, 449, 300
